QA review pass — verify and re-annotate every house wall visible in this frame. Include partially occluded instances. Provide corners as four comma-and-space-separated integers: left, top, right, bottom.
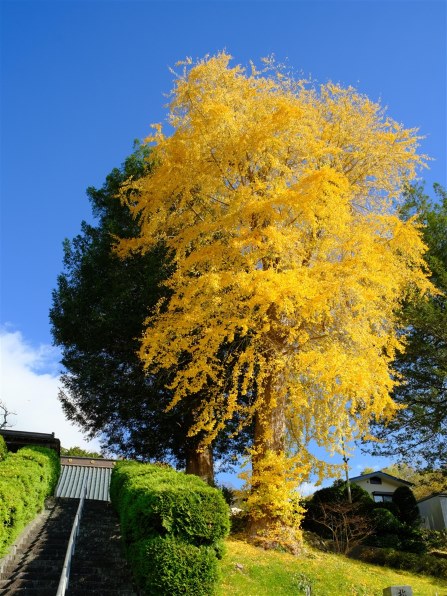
353, 478, 399, 499
418, 496, 447, 530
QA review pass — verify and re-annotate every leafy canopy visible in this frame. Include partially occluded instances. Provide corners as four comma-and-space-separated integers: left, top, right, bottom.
60, 446, 104, 458
117, 53, 430, 473
382, 463, 446, 500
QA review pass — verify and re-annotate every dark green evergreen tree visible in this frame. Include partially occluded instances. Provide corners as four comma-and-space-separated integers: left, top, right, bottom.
392, 486, 420, 527
50, 144, 249, 482
368, 183, 447, 473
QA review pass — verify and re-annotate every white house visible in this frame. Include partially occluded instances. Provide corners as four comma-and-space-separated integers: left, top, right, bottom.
417, 494, 447, 531
349, 470, 413, 503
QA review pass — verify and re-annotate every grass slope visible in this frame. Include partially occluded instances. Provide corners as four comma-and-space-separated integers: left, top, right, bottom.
219, 539, 447, 596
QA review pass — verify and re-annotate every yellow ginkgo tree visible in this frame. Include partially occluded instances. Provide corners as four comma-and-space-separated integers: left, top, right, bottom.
117, 53, 432, 542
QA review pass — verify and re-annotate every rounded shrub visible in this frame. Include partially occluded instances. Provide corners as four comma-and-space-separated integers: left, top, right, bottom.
367, 509, 426, 553
129, 536, 219, 596
123, 478, 229, 546
372, 500, 399, 517
110, 461, 230, 595
110, 461, 176, 512
370, 508, 401, 534
112, 463, 230, 548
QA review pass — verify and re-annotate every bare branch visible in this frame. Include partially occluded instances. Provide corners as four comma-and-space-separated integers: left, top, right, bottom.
312, 501, 375, 554
0, 400, 16, 430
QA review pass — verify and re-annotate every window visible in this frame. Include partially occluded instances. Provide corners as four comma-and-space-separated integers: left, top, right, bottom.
373, 494, 393, 503
370, 476, 382, 485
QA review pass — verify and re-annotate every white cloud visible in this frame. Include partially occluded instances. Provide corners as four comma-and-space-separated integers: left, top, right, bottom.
0, 328, 101, 452
298, 481, 320, 497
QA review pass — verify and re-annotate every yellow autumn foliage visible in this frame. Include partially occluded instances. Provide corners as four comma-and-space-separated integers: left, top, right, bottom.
116, 52, 432, 535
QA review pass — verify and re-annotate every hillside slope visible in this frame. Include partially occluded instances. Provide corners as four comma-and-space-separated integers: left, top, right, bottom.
219, 539, 447, 596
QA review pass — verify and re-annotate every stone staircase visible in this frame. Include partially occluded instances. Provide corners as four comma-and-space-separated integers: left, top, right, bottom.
0, 499, 136, 595
0, 498, 78, 594
66, 500, 135, 596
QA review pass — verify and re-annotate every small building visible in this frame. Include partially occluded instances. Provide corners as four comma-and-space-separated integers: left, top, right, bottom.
0, 429, 61, 455
417, 493, 447, 531
349, 470, 413, 503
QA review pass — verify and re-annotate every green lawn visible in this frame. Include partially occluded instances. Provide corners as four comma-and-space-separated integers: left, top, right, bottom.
218, 539, 447, 596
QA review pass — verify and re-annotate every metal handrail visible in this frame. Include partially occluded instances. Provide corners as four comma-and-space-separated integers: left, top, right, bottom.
56, 478, 88, 596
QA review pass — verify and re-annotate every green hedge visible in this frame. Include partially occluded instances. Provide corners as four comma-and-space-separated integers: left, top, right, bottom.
351, 545, 447, 579
0, 446, 61, 557
110, 462, 230, 595
129, 536, 219, 596
16, 446, 61, 495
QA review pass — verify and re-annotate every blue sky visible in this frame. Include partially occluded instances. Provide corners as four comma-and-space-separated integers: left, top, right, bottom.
1, 0, 446, 485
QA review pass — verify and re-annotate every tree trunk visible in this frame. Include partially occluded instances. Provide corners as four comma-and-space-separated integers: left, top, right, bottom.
247, 373, 287, 536
185, 444, 215, 486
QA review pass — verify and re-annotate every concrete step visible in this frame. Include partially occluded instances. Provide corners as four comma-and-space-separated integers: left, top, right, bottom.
0, 499, 137, 595
0, 498, 76, 594
0, 589, 59, 596
1, 570, 63, 581
65, 500, 136, 595
0, 591, 57, 596
0, 577, 60, 590
69, 586, 136, 592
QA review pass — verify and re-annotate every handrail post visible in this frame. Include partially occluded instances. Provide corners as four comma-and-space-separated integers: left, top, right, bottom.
56, 478, 88, 596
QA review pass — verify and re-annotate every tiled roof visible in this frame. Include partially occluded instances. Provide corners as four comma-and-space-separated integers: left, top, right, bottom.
349, 470, 413, 486
0, 429, 61, 454
56, 464, 113, 501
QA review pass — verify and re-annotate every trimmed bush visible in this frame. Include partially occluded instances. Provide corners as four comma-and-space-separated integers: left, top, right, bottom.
112, 463, 229, 547
110, 461, 175, 513
16, 446, 61, 495
0, 446, 61, 557
367, 508, 426, 553
0, 478, 26, 556
372, 499, 399, 517
351, 545, 447, 579
129, 536, 219, 596
110, 461, 230, 595
0, 457, 45, 513
370, 508, 401, 538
